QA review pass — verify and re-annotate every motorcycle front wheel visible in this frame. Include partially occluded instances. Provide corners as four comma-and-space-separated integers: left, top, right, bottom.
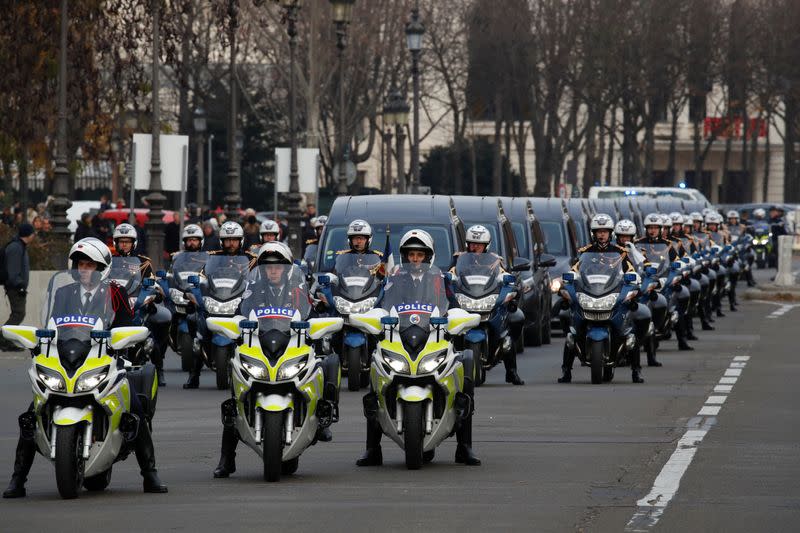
589, 341, 604, 385
214, 345, 231, 390
178, 332, 193, 372
403, 402, 424, 470
345, 345, 361, 392
55, 425, 85, 499
263, 412, 284, 482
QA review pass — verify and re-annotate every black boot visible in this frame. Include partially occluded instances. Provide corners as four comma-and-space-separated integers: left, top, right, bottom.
135, 423, 167, 493
213, 426, 238, 478
156, 365, 166, 387
632, 368, 644, 383
647, 351, 662, 367
678, 340, 694, 351
183, 356, 202, 389
630, 346, 644, 382
701, 321, 715, 331
2, 437, 35, 499
316, 427, 333, 442
558, 345, 574, 383
503, 351, 525, 385
455, 418, 481, 465
356, 419, 383, 466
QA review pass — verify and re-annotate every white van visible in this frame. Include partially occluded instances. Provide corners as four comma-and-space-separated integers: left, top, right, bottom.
588, 186, 709, 203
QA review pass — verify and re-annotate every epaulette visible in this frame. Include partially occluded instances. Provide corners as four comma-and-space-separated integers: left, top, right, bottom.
208, 250, 223, 255
305, 239, 318, 245
612, 243, 627, 253
369, 249, 383, 255
577, 244, 592, 253
336, 249, 350, 255
138, 255, 152, 262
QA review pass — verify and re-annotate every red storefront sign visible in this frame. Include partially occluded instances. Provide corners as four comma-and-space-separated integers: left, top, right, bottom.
703, 117, 767, 139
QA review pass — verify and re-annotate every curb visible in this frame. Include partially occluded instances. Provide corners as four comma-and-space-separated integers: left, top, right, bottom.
743, 286, 800, 302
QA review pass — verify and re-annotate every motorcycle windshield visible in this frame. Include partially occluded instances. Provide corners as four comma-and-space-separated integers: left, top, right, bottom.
169, 251, 209, 290
638, 243, 671, 276
333, 253, 382, 300
241, 264, 311, 333
454, 253, 502, 298
380, 263, 448, 332
576, 252, 624, 296
109, 256, 142, 296
202, 255, 251, 301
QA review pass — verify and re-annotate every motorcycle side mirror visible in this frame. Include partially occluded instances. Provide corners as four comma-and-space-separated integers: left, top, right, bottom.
681, 257, 690, 264
36, 329, 56, 339
539, 253, 557, 268
511, 257, 531, 272
143, 278, 155, 288
239, 320, 258, 330
156, 270, 167, 279
645, 266, 657, 277
380, 316, 399, 326
624, 273, 638, 284
562, 272, 575, 284
503, 274, 516, 285
430, 317, 448, 326
318, 275, 331, 285
188, 275, 200, 286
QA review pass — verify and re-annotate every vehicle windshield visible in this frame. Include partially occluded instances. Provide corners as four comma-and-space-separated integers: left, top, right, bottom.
638, 243, 671, 276
540, 221, 567, 256
318, 224, 454, 272
42, 271, 117, 371
169, 251, 208, 290
240, 265, 310, 333
380, 263, 448, 332
202, 255, 251, 300
454, 253, 502, 298
108, 256, 142, 296
511, 222, 530, 259
333, 253, 382, 300
576, 252, 625, 296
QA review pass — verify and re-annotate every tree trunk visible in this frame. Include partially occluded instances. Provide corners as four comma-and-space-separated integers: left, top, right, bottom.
783, 95, 798, 202
515, 120, 528, 195
470, 136, 478, 196
762, 109, 771, 202
605, 108, 617, 186
583, 113, 597, 195
666, 104, 680, 185
504, 120, 513, 195
492, 91, 503, 196
452, 120, 463, 195
642, 113, 656, 187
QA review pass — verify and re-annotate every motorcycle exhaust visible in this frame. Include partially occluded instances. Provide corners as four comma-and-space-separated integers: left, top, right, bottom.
625, 334, 636, 350
566, 331, 576, 350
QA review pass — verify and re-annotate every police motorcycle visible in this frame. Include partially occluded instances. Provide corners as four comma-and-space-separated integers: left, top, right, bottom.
1, 271, 156, 499
451, 252, 517, 386
190, 254, 251, 389
635, 243, 678, 359
108, 256, 171, 370
165, 251, 208, 371
205, 263, 343, 481
752, 224, 772, 269
317, 252, 382, 391
561, 252, 639, 384
348, 262, 481, 470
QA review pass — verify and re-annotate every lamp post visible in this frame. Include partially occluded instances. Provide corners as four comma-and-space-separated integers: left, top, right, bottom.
383, 87, 409, 194
405, 1, 424, 194
276, 0, 303, 257
193, 107, 207, 208
145, 0, 167, 269
330, 0, 356, 196
225, 0, 242, 221
50, 0, 71, 257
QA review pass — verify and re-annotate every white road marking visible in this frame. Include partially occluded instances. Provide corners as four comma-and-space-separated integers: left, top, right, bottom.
733, 356, 750, 361
729, 362, 747, 368
714, 385, 733, 393
724, 368, 742, 376
766, 304, 797, 319
698, 405, 721, 416
719, 377, 738, 384
705, 396, 727, 405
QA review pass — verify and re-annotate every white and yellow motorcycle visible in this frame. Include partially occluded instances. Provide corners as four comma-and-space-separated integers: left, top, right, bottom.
1, 271, 154, 499
207, 264, 343, 481
349, 263, 480, 469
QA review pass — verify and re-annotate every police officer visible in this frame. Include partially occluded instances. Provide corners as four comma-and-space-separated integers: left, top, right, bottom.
183, 222, 256, 389
614, 219, 645, 268
302, 216, 327, 267
340, 219, 383, 257
356, 230, 481, 467
212, 242, 341, 477
113, 223, 154, 278
558, 214, 640, 384
249, 219, 281, 255
457, 224, 524, 385
2, 238, 167, 497
178, 223, 204, 254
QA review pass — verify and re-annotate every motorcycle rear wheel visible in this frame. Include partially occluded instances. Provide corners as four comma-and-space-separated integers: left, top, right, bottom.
55, 425, 85, 499
178, 332, 193, 372
263, 412, 284, 482
589, 341, 604, 385
403, 402, 425, 470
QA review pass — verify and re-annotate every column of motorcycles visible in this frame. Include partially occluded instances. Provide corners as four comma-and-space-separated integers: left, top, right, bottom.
0, 215, 758, 497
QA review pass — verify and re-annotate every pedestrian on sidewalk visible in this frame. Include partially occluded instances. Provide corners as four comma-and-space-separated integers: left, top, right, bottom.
1, 224, 34, 351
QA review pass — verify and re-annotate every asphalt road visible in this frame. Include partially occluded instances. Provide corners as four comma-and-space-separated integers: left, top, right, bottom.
1, 269, 798, 532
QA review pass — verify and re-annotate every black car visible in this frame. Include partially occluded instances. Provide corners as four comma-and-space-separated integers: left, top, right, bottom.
588, 198, 619, 221
566, 198, 591, 247
316, 195, 466, 272
503, 197, 557, 346
529, 198, 580, 333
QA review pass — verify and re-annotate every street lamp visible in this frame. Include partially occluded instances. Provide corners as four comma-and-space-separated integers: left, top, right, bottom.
383, 87, 409, 193
145, 0, 167, 269
193, 107, 207, 208
225, 0, 242, 221
405, 1, 424, 194
274, 0, 304, 257
50, 0, 72, 258
330, 0, 356, 195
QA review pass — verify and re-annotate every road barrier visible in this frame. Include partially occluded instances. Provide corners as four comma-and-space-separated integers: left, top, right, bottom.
774, 236, 796, 287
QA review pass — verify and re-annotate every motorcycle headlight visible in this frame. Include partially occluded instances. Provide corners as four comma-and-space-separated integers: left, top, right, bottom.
75, 366, 110, 392
418, 349, 448, 374
456, 293, 496, 312
169, 288, 188, 305
240, 354, 269, 380
576, 293, 618, 311
203, 296, 241, 315
380, 349, 410, 374
334, 296, 377, 315
550, 278, 563, 293
36, 366, 66, 392
277, 355, 308, 380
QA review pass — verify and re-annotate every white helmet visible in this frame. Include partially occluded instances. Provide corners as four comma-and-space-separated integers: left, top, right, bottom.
690, 212, 703, 223
643, 213, 662, 228
399, 229, 435, 264
590, 213, 614, 232
701, 207, 712, 217
683, 215, 694, 226
313, 215, 328, 229
69, 237, 113, 280
659, 214, 672, 228
347, 219, 372, 248
113, 223, 137, 250
614, 219, 637, 236
259, 219, 281, 236
669, 212, 684, 225
257, 241, 293, 265
219, 221, 244, 246
465, 224, 492, 249
182, 224, 203, 245
726, 210, 740, 220
753, 208, 766, 219
705, 212, 722, 225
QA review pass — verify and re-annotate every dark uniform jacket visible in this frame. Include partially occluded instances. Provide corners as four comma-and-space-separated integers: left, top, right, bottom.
51, 281, 134, 328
